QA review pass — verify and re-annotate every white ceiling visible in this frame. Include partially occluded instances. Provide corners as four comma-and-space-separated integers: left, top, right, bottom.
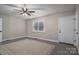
0, 4, 76, 19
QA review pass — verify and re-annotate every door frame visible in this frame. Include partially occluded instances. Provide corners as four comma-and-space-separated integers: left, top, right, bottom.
75, 7, 79, 53
58, 15, 77, 45
0, 17, 2, 42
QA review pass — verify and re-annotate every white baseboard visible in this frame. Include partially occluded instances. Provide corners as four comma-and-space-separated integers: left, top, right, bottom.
27, 36, 59, 43
2, 35, 59, 43
2, 36, 27, 42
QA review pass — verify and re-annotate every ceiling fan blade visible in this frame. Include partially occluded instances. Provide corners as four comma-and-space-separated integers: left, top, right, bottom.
28, 11, 35, 13
26, 12, 31, 16
25, 8, 28, 12
22, 8, 25, 12
19, 12, 24, 15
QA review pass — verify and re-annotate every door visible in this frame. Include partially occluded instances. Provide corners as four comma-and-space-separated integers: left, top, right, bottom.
58, 16, 76, 44
0, 18, 2, 42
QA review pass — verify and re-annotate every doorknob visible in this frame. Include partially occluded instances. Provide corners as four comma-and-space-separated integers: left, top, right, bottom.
0, 31, 2, 32
59, 30, 61, 33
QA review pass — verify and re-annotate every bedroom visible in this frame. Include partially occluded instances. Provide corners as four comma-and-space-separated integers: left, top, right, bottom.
0, 4, 79, 55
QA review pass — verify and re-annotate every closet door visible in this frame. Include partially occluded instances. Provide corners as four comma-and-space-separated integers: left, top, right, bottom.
58, 16, 76, 44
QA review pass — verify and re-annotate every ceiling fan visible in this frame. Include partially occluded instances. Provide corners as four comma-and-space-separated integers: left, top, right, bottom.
18, 7, 35, 16
6, 4, 36, 16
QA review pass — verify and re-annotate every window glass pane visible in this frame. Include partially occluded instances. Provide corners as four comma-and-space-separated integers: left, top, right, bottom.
38, 21, 44, 31
34, 22, 38, 31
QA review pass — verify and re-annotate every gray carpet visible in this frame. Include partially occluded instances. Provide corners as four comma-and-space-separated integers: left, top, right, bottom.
0, 37, 78, 55
50, 43, 78, 55
0, 39, 55, 55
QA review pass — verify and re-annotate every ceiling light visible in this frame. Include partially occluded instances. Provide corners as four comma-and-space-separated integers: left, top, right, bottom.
22, 13, 27, 16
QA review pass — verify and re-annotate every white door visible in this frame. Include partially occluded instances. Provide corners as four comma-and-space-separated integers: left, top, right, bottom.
58, 16, 76, 44
0, 18, 2, 42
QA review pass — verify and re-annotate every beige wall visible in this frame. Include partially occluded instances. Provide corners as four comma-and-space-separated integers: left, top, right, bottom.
1, 10, 75, 42
26, 11, 75, 41
1, 14, 27, 41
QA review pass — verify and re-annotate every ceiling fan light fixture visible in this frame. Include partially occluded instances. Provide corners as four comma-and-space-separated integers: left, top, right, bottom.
22, 13, 27, 16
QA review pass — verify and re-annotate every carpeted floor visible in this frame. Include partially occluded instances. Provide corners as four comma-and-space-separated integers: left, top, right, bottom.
50, 43, 78, 55
0, 38, 78, 55
0, 39, 55, 55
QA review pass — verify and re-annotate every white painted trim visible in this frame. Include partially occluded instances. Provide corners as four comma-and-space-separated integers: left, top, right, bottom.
2, 36, 27, 42
75, 9, 79, 47
75, 5, 79, 54
27, 36, 59, 43
0, 17, 2, 42
3, 35, 59, 43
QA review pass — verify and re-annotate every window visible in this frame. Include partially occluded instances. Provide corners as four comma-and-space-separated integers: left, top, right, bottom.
33, 19, 45, 32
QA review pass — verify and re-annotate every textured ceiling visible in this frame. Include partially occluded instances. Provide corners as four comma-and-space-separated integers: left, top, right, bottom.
0, 4, 76, 20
